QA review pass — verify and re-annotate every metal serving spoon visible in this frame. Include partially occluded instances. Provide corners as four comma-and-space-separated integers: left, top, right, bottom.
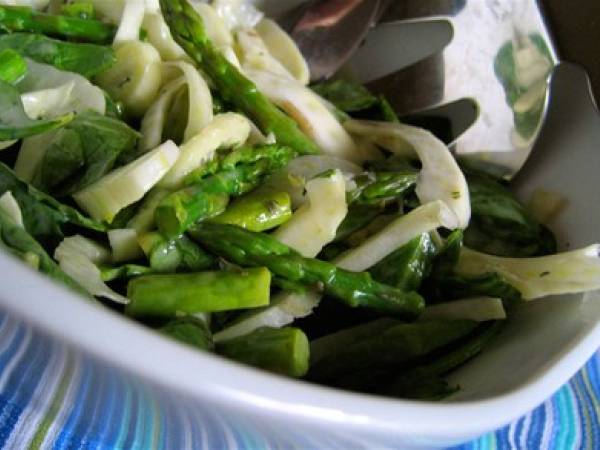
282, 0, 383, 82
283, 0, 597, 179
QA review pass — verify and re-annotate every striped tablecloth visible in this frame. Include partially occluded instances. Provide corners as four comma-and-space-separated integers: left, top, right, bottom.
454, 352, 600, 450
0, 306, 597, 449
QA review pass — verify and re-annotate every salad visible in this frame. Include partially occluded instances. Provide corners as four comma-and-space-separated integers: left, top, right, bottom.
0, 0, 598, 400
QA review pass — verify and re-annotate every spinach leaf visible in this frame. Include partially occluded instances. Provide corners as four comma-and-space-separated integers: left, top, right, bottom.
33, 111, 139, 194
0, 48, 26, 84
370, 233, 437, 291
0, 161, 105, 245
0, 79, 73, 141
464, 169, 556, 257
0, 33, 115, 78
423, 229, 522, 303
0, 206, 86, 294
312, 79, 378, 112
311, 78, 399, 122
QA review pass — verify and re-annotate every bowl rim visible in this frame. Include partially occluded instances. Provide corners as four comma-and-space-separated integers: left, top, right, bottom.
2, 253, 599, 441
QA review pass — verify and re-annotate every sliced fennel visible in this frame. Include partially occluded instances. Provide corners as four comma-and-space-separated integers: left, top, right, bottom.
159, 113, 251, 189
139, 77, 186, 152
456, 245, 600, 300
54, 235, 129, 304
244, 69, 365, 163
214, 290, 321, 342
2, 0, 49, 9
114, 0, 146, 43
108, 228, 144, 263
211, 0, 264, 30
162, 60, 214, 142
236, 27, 295, 80
0, 191, 23, 227
345, 120, 471, 228
21, 82, 76, 120
143, 12, 187, 61
255, 18, 310, 85
273, 169, 348, 257
17, 59, 105, 115
193, 2, 240, 66
74, 140, 180, 223
261, 155, 362, 208
334, 201, 455, 272
420, 297, 506, 322
14, 131, 58, 182
95, 41, 162, 117
127, 188, 170, 233
85, 0, 125, 23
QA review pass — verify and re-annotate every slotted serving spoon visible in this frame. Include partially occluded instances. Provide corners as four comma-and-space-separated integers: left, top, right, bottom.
285, 0, 596, 178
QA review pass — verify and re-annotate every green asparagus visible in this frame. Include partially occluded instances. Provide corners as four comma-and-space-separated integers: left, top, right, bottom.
381, 321, 504, 398
216, 327, 310, 377
137, 232, 214, 273
347, 170, 418, 205
160, 315, 214, 351
210, 190, 292, 232
156, 145, 295, 237
189, 223, 425, 317
100, 264, 155, 282
0, 6, 115, 44
126, 267, 272, 319
308, 320, 479, 383
158, 0, 320, 155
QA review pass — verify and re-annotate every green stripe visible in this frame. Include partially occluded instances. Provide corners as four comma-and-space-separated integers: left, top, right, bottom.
28, 353, 75, 450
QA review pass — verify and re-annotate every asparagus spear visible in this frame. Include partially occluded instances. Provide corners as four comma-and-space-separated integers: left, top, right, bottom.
100, 264, 154, 282
156, 145, 295, 237
126, 267, 271, 319
158, 0, 320, 155
331, 171, 417, 245
137, 232, 214, 273
308, 320, 478, 383
0, 6, 115, 44
0, 49, 26, 84
216, 327, 310, 377
189, 223, 425, 317
380, 321, 504, 398
210, 190, 292, 232
347, 170, 418, 205
160, 315, 214, 352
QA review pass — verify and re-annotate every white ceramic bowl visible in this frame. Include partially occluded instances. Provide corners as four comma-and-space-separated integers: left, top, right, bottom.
0, 8, 599, 450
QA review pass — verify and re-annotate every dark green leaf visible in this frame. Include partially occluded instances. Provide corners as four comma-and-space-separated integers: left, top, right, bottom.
34, 111, 139, 194
0, 33, 114, 78
370, 233, 437, 291
312, 79, 378, 112
0, 206, 87, 294
0, 161, 105, 244
463, 169, 557, 257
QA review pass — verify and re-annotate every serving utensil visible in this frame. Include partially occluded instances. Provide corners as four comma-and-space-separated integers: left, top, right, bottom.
286, 0, 597, 179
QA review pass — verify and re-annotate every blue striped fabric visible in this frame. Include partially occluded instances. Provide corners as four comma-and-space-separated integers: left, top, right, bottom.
0, 310, 597, 449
